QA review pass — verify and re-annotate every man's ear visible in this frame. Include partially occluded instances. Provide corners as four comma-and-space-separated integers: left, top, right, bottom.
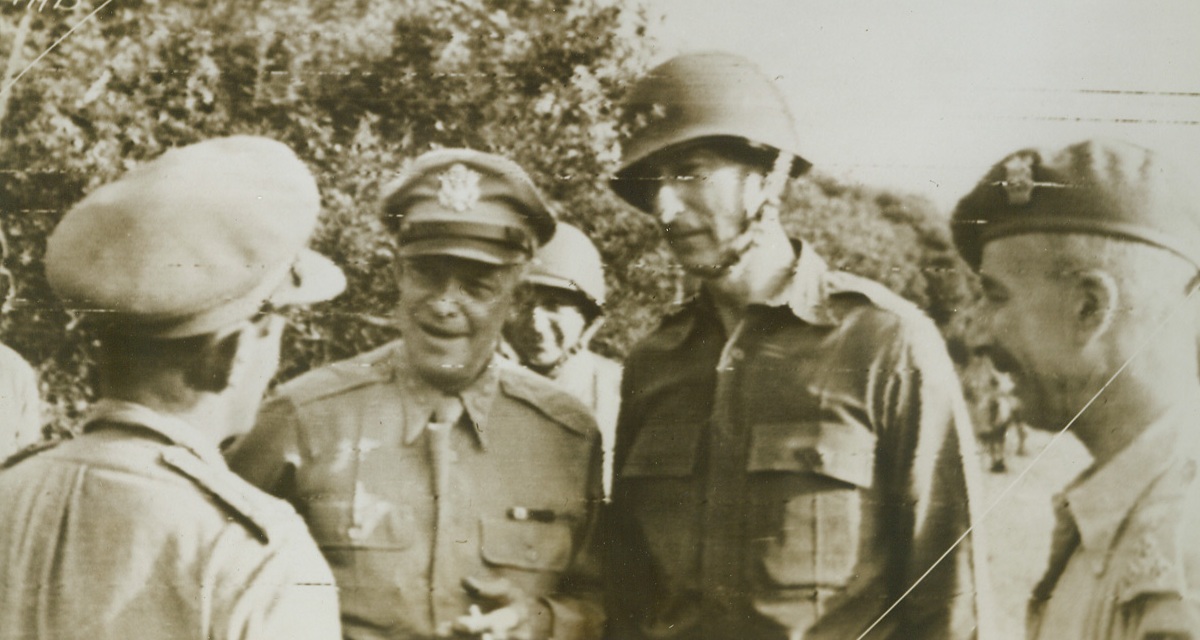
188, 327, 245, 393
1074, 269, 1119, 344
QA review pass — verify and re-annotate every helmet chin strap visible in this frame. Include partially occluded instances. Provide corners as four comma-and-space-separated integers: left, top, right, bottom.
713, 150, 794, 274
539, 317, 604, 380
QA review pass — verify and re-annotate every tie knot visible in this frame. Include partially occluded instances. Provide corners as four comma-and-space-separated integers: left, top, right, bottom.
432, 395, 464, 426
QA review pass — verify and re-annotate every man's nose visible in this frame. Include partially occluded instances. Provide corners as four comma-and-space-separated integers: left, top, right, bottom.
653, 182, 686, 226
427, 280, 468, 316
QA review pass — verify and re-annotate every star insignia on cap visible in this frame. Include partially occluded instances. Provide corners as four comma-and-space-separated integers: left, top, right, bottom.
1000, 155, 1036, 205
437, 163, 483, 212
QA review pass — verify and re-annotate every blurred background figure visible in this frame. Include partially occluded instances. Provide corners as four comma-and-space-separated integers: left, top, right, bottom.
503, 222, 622, 497
0, 228, 42, 459
961, 355, 1026, 473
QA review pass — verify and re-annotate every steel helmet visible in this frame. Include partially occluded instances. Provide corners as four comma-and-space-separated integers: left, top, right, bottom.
527, 223, 606, 309
611, 51, 812, 211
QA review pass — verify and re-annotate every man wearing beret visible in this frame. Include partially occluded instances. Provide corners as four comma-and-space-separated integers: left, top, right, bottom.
0, 136, 345, 639
954, 138, 1200, 639
228, 149, 604, 640
603, 51, 991, 639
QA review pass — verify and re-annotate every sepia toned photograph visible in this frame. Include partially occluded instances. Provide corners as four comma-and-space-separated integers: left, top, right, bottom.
2, 1, 1198, 638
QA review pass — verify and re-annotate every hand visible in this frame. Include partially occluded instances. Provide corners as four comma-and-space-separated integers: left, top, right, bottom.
453, 576, 534, 640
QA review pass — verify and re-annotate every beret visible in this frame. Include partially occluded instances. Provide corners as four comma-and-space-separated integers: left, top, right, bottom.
46, 136, 345, 338
952, 138, 1200, 270
380, 149, 556, 266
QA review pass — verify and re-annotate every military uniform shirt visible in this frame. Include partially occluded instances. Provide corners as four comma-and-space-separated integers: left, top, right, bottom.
605, 246, 991, 639
0, 342, 40, 459
0, 399, 341, 640
553, 349, 622, 498
227, 342, 604, 640
1028, 400, 1200, 640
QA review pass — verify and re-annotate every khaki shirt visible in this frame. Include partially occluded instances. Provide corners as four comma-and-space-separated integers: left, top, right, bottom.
605, 247, 992, 639
0, 400, 341, 640
553, 349, 622, 497
1029, 401, 1200, 640
227, 343, 604, 640
0, 342, 40, 458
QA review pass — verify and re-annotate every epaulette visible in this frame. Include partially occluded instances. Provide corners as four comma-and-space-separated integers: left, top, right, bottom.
160, 446, 295, 544
1, 438, 61, 470
822, 270, 926, 321
499, 366, 597, 438
276, 340, 400, 407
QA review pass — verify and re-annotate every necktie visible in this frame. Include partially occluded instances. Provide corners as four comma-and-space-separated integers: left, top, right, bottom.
1031, 494, 1080, 605
428, 395, 464, 500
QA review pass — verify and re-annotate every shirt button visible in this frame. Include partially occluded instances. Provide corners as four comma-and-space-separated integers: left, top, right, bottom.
729, 348, 745, 360
527, 549, 540, 562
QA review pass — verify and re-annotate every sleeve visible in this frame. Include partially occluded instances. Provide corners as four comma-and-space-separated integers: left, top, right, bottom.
879, 318, 995, 640
225, 395, 304, 500
539, 415, 607, 640
214, 519, 342, 640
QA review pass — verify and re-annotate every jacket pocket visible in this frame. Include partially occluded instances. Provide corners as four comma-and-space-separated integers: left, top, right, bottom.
480, 516, 573, 572
747, 421, 876, 588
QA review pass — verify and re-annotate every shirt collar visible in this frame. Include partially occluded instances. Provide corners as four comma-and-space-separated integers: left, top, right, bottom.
81, 398, 225, 467
1063, 401, 1200, 555
764, 242, 840, 327
395, 342, 501, 448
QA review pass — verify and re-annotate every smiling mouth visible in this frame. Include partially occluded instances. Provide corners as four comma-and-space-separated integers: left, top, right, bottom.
417, 322, 467, 339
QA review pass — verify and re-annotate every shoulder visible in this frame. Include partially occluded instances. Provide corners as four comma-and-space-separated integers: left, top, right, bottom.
819, 270, 928, 326
1, 438, 60, 470
273, 340, 400, 408
1115, 458, 1200, 604
498, 361, 598, 438
159, 445, 306, 544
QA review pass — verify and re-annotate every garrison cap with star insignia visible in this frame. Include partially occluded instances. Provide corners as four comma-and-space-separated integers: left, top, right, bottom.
380, 149, 557, 266
952, 138, 1200, 270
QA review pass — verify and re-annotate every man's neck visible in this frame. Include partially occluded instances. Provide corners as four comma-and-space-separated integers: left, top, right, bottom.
1070, 370, 1197, 467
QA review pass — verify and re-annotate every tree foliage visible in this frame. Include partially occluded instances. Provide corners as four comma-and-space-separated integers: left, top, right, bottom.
1, 0, 976, 435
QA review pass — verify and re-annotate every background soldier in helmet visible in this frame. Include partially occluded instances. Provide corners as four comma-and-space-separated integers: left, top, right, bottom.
228, 150, 604, 640
604, 51, 991, 639
503, 222, 623, 498
0, 228, 41, 458
955, 139, 1200, 640
0, 136, 344, 639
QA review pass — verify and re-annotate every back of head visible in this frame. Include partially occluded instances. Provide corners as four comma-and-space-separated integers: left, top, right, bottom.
47, 136, 345, 340
612, 51, 812, 211
46, 136, 345, 397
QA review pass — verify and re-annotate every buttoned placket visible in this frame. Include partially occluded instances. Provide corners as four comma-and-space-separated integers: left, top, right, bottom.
701, 314, 752, 604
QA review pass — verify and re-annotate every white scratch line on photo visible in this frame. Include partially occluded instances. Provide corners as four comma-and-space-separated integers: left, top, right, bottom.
1, 0, 114, 98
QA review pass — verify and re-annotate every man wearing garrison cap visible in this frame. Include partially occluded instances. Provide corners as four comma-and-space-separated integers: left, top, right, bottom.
229, 149, 604, 640
0, 136, 345, 639
954, 138, 1200, 639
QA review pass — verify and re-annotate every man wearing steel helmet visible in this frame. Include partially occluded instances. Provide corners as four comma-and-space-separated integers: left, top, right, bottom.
954, 139, 1200, 639
502, 223, 623, 497
604, 52, 990, 639
0, 136, 345, 639
229, 150, 604, 640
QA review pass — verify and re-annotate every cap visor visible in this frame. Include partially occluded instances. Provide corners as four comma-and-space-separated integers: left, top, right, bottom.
268, 249, 347, 307
397, 237, 526, 266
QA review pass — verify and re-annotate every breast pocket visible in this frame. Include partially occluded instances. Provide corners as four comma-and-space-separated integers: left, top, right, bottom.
618, 420, 704, 583
746, 420, 876, 589
480, 517, 573, 573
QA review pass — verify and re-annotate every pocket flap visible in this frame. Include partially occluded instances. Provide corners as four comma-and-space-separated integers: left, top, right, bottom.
747, 421, 876, 488
480, 516, 573, 572
620, 420, 701, 478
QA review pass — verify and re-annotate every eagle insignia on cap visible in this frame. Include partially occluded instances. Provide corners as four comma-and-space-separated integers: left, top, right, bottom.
1000, 155, 1036, 206
437, 163, 483, 212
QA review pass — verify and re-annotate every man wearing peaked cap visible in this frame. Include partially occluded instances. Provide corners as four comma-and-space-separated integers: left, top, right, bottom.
229, 149, 605, 640
604, 51, 991, 640
0, 136, 345, 639
954, 138, 1200, 639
